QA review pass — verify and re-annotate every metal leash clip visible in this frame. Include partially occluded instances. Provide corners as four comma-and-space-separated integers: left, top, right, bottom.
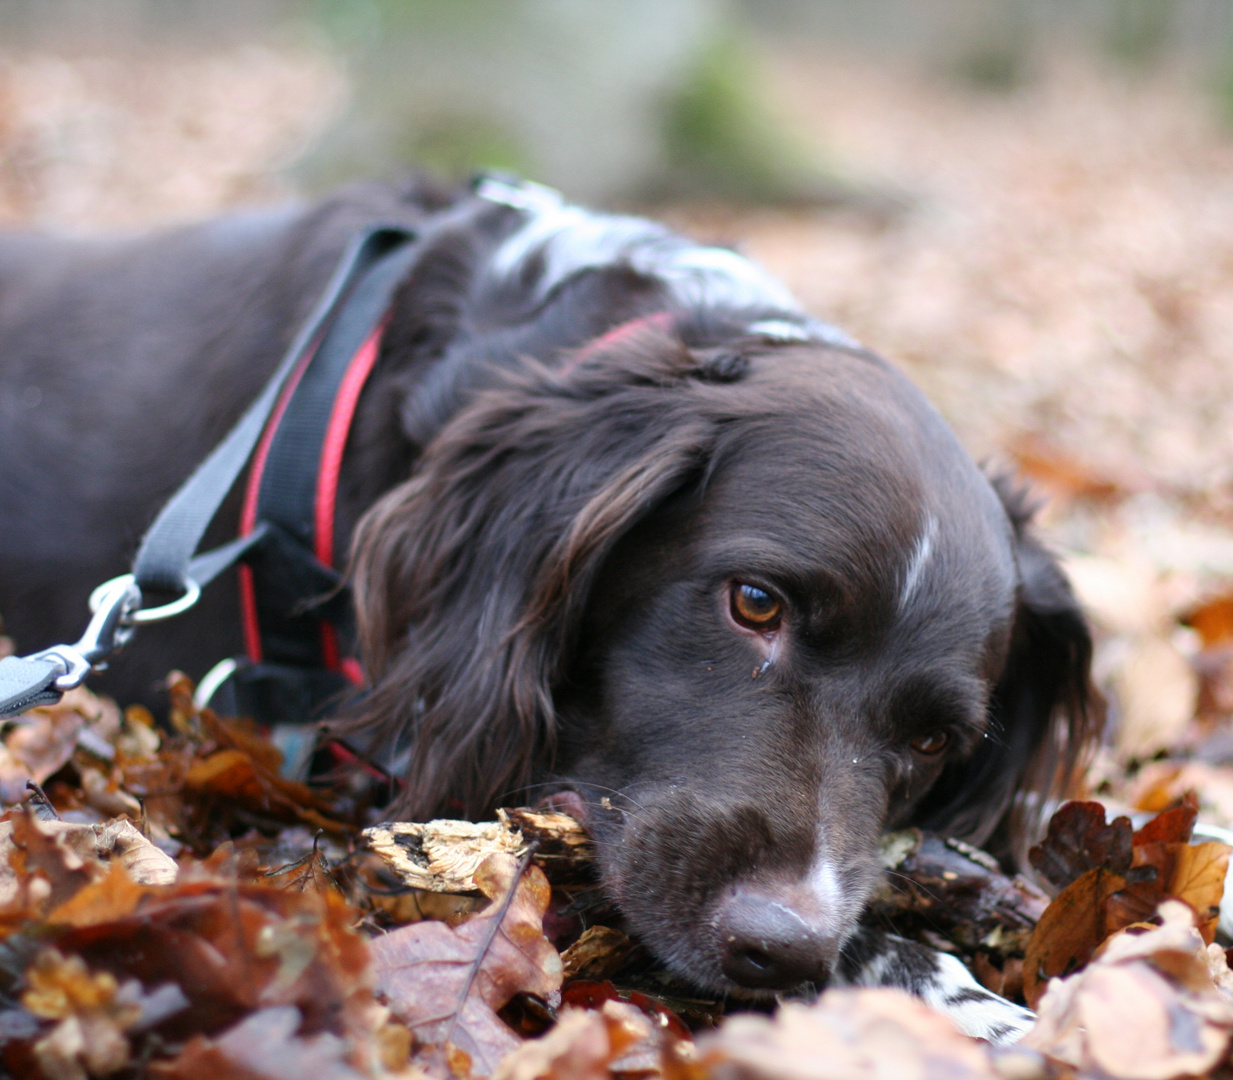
28, 575, 145, 691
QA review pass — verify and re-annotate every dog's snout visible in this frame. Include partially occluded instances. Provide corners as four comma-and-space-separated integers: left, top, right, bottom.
715, 888, 839, 989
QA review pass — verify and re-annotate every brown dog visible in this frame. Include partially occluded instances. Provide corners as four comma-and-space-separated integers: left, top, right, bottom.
0, 177, 1095, 1034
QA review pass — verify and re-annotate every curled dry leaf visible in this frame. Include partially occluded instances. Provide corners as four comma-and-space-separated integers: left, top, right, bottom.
491, 1001, 660, 1080
0, 808, 109, 915
149, 1004, 370, 1080
0, 685, 118, 805
363, 820, 525, 894
370, 853, 563, 1078
560, 926, 634, 981
362, 809, 590, 895
0, 810, 177, 917
1028, 800, 1134, 891
697, 988, 1008, 1080
1022, 900, 1233, 1080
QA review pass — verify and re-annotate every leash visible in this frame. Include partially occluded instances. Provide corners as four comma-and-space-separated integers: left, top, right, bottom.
0, 225, 420, 720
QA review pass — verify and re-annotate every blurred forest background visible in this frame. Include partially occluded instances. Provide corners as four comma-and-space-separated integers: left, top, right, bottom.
4, 0, 1233, 819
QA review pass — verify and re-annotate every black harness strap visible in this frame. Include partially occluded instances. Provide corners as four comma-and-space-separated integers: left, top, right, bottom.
244, 233, 422, 673
0, 225, 419, 720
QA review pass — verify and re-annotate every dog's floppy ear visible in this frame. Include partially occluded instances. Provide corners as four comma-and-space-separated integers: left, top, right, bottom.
346, 325, 720, 818
916, 475, 1102, 861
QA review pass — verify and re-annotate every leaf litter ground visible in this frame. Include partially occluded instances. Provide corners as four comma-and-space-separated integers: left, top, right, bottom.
6, 37, 1233, 1080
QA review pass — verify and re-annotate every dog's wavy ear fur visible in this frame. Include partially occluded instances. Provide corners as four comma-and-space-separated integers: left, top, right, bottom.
915, 474, 1103, 861
347, 325, 720, 819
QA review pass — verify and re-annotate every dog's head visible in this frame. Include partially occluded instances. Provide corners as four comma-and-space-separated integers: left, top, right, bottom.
349, 318, 1096, 995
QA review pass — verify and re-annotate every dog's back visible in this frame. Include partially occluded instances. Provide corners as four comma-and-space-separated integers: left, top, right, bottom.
0, 182, 444, 698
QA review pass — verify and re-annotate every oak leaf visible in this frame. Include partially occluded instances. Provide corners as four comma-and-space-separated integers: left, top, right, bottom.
370, 853, 563, 1078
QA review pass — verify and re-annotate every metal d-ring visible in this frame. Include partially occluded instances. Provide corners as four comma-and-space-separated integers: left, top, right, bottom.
89, 573, 201, 624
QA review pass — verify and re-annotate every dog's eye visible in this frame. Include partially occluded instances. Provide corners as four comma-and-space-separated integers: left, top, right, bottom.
730, 583, 783, 630
910, 731, 949, 756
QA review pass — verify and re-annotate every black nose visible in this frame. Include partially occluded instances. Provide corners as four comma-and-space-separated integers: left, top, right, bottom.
716, 888, 839, 989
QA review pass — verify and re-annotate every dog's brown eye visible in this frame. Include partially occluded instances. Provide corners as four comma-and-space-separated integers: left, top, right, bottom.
730, 583, 782, 630
911, 731, 949, 756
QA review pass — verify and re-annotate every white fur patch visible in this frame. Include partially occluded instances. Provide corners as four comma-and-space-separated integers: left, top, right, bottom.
810, 860, 843, 912
918, 952, 1036, 1044
898, 514, 938, 613
477, 177, 855, 351
836, 933, 1035, 1045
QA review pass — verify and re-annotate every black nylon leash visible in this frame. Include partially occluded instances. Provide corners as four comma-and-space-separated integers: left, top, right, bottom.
0, 225, 419, 719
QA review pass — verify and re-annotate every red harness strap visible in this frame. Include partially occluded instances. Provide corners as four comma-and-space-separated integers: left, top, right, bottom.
314, 321, 386, 681
238, 322, 387, 683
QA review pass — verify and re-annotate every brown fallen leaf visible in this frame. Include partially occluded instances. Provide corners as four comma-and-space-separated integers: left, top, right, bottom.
491, 1001, 660, 1080
362, 809, 590, 895
560, 926, 634, 982
1022, 865, 1127, 1008
1165, 841, 1229, 945
0, 685, 118, 805
1022, 900, 1233, 1080
370, 853, 564, 1078
697, 988, 1008, 1080
45, 861, 159, 928
1132, 792, 1199, 846
1028, 800, 1134, 891
150, 1004, 372, 1080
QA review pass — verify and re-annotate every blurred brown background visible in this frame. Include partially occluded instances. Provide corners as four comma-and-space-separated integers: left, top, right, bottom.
4, 0, 1233, 813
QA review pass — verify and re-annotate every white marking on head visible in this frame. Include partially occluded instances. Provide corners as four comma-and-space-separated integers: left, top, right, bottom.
810, 860, 843, 912
479, 177, 802, 315
747, 319, 810, 342
898, 514, 938, 613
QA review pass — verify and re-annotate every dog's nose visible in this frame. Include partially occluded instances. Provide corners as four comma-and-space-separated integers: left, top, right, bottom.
716, 888, 839, 989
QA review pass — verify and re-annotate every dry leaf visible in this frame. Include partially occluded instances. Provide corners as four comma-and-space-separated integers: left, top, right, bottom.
363, 809, 590, 895
150, 1004, 368, 1080
560, 927, 634, 981
1028, 801, 1133, 890
698, 988, 1005, 1080
370, 854, 563, 1077
1023, 901, 1233, 1079
1022, 866, 1126, 1008
491, 1001, 657, 1080
363, 820, 524, 894
1164, 841, 1230, 944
